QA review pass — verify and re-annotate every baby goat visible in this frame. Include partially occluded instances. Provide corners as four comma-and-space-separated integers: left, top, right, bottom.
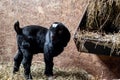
13, 21, 71, 80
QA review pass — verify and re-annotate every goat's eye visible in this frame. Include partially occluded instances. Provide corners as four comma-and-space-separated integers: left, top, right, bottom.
58, 30, 62, 34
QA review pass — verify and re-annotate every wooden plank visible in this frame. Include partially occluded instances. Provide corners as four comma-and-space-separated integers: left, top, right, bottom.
74, 37, 120, 56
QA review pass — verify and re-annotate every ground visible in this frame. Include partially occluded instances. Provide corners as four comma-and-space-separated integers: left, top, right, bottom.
0, 0, 120, 80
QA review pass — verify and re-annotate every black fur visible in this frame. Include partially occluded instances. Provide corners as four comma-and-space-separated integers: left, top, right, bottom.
13, 21, 71, 80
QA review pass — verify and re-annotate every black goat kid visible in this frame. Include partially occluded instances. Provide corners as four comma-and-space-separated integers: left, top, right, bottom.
13, 21, 71, 80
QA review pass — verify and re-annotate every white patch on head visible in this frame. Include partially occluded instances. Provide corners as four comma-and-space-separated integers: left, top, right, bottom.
52, 23, 58, 28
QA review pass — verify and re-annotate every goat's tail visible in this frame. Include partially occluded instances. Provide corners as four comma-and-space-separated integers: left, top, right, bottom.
14, 21, 22, 34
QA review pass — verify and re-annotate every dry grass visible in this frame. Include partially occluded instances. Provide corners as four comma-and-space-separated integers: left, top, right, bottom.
86, 0, 120, 31
0, 62, 94, 80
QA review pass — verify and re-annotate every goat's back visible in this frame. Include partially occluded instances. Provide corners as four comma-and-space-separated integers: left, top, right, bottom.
22, 25, 48, 37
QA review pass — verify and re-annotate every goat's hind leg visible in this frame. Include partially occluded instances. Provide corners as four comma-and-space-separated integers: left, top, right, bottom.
13, 49, 23, 74
22, 50, 33, 80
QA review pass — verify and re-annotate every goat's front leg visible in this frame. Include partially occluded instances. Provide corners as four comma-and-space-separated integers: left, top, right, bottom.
44, 53, 54, 77
22, 49, 33, 80
13, 49, 23, 74
44, 32, 54, 77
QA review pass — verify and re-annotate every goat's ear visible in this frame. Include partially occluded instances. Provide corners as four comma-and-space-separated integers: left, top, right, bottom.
14, 21, 22, 34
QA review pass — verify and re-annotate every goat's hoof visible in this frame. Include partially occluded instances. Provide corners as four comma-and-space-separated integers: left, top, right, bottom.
13, 67, 19, 74
26, 79, 32, 80
48, 76, 54, 80
24, 74, 32, 80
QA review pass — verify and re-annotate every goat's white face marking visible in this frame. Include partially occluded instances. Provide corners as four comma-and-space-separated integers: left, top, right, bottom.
52, 23, 58, 28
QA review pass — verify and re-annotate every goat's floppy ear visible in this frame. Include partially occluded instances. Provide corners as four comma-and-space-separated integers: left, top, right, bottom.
14, 21, 22, 34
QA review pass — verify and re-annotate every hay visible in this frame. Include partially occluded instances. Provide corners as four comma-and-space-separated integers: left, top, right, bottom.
0, 62, 94, 80
86, 0, 120, 31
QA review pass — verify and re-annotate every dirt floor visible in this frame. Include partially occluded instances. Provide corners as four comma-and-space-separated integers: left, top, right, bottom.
0, 0, 120, 79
